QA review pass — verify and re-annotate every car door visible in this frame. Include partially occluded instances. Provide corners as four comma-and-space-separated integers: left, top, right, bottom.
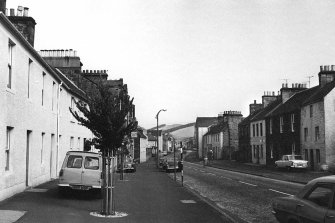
296, 183, 333, 223
81, 155, 101, 187
63, 154, 83, 185
325, 186, 335, 223
277, 156, 286, 168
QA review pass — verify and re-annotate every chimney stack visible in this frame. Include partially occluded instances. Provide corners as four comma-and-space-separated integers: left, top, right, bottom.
7, 6, 36, 46
319, 65, 335, 87
0, 0, 5, 14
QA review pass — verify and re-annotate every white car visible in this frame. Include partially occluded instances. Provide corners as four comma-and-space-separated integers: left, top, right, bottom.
58, 151, 102, 194
275, 155, 308, 170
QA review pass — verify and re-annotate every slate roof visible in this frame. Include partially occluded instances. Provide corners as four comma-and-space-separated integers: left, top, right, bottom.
238, 110, 261, 126
266, 86, 319, 117
250, 99, 282, 122
204, 122, 228, 136
195, 117, 218, 128
302, 81, 335, 106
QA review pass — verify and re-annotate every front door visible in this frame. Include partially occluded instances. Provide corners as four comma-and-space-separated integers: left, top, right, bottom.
81, 155, 101, 187
63, 155, 83, 185
26, 130, 32, 187
310, 150, 314, 170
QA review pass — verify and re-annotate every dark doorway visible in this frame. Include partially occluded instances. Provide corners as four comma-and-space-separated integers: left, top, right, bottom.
26, 130, 32, 187
310, 150, 314, 170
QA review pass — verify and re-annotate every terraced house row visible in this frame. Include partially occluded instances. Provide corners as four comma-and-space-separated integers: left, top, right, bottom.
239, 65, 335, 171
195, 66, 335, 171
0, 1, 136, 201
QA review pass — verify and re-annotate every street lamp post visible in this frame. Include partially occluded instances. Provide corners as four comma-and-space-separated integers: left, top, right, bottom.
156, 109, 166, 168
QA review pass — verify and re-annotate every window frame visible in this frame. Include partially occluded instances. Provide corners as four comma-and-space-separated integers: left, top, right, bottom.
315, 126, 320, 141
7, 39, 15, 89
280, 116, 284, 133
291, 113, 295, 132
303, 183, 334, 209
5, 127, 13, 171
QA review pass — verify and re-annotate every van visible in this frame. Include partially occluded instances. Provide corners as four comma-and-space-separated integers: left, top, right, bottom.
58, 151, 102, 193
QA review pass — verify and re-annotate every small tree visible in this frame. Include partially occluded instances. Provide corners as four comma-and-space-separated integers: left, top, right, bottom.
70, 82, 137, 216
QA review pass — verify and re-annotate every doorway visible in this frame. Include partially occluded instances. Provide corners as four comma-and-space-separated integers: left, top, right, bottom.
50, 134, 56, 179
26, 130, 32, 187
310, 150, 314, 170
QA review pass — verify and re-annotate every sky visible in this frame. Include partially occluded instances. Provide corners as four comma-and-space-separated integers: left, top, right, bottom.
6, 0, 335, 129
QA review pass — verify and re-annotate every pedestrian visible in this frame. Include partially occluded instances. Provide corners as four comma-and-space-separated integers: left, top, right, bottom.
208, 149, 213, 166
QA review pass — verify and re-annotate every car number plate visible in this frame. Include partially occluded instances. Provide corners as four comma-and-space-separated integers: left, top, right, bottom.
71, 185, 91, 190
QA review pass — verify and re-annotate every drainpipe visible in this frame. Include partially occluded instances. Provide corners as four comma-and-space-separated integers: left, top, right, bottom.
56, 82, 63, 177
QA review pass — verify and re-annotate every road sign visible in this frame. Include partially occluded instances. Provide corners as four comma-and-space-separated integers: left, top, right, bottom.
131, 132, 137, 138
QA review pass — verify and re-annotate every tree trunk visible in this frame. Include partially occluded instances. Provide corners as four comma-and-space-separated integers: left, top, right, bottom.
101, 149, 107, 215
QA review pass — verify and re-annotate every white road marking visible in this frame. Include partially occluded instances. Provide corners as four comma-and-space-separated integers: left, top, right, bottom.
239, 181, 257, 187
220, 176, 232, 180
269, 189, 293, 196
207, 173, 215, 176
180, 200, 196, 203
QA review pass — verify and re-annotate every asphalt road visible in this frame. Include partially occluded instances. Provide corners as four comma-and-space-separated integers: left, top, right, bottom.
175, 162, 305, 223
0, 160, 227, 223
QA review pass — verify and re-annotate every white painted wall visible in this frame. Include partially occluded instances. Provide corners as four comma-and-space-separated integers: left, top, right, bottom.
198, 127, 208, 158
0, 18, 92, 201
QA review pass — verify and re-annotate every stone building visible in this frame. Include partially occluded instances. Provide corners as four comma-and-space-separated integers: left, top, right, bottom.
203, 111, 243, 160
249, 97, 280, 165
300, 65, 335, 170
238, 100, 263, 162
265, 83, 315, 166
0, 10, 92, 201
194, 117, 217, 159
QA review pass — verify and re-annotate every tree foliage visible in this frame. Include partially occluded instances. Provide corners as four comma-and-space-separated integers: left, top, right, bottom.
70, 83, 138, 153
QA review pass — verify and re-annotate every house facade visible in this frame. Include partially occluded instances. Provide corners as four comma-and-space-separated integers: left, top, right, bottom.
265, 84, 314, 166
300, 65, 335, 170
202, 111, 242, 160
0, 12, 92, 201
238, 100, 263, 162
195, 117, 217, 159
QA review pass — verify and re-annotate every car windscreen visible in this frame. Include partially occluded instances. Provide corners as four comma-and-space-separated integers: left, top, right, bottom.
67, 155, 83, 168
294, 155, 303, 160
84, 156, 99, 170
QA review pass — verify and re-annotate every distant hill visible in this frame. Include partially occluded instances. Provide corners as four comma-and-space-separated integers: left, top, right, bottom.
147, 123, 195, 140
147, 124, 182, 131
164, 123, 195, 140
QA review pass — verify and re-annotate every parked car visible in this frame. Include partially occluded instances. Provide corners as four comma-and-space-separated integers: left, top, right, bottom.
159, 158, 166, 170
58, 151, 102, 194
163, 158, 181, 173
275, 155, 308, 170
272, 175, 335, 223
117, 156, 136, 173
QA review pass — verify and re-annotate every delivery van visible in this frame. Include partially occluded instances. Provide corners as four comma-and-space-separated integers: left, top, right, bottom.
58, 151, 102, 194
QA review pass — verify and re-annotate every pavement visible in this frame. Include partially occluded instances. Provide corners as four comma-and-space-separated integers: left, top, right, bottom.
0, 158, 231, 223
192, 158, 333, 184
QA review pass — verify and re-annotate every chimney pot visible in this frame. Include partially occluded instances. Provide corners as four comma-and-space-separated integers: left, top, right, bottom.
23, 7, 28, 16
320, 66, 323, 72
10, 8, 14, 16
17, 6, 23, 16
